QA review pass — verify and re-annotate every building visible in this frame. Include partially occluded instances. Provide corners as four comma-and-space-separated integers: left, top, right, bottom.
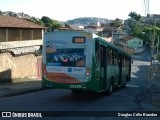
117, 36, 143, 48
83, 22, 104, 34
143, 14, 160, 25
101, 26, 122, 37
0, 16, 45, 83
112, 32, 128, 43
84, 25, 104, 34
116, 36, 144, 54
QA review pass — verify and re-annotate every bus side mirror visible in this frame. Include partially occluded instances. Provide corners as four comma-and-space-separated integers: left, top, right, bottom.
131, 60, 133, 65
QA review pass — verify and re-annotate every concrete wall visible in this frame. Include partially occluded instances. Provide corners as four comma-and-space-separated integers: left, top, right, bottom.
0, 53, 41, 83
127, 38, 143, 48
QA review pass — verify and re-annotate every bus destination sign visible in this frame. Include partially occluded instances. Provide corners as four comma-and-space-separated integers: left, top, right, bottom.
72, 37, 86, 43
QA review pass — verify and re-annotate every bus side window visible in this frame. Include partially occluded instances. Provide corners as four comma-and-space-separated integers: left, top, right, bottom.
126, 57, 129, 67
95, 41, 100, 64
107, 48, 113, 65
114, 51, 118, 65
107, 48, 109, 64
112, 50, 115, 65
107, 48, 110, 64
122, 55, 125, 67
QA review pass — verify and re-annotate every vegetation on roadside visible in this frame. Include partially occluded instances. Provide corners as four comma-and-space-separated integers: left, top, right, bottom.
157, 55, 160, 62
128, 11, 160, 50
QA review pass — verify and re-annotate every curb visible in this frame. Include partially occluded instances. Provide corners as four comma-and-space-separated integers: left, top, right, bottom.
0, 87, 48, 98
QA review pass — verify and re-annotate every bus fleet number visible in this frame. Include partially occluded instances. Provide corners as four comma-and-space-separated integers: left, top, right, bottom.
70, 85, 81, 88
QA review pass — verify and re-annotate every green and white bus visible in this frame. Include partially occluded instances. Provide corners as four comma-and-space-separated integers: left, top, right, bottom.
42, 30, 131, 94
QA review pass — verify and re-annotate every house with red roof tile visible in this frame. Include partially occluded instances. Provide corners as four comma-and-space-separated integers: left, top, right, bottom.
0, 16, 45, 83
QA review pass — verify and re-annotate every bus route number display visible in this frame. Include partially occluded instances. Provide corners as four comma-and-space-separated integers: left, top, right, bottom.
72, 37, 86, 43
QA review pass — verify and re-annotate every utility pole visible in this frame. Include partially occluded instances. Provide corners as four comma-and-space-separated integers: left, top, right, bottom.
151, 20, 156, 65
157, 36, 159, 56
156, 36, 159, 71
150, 20, 156, 78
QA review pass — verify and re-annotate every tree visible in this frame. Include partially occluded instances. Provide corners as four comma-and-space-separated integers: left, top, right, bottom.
131, 23, 142, 37
25, 17, 44, 26
157, 55, 160, 62
113, 18, 123, 28
41, 16, 62, 31
52, 20, 62, 29
128, 12, 142, 22
141, 26, 160, 48
41, 16, 52, 24
64, 23, 71, 28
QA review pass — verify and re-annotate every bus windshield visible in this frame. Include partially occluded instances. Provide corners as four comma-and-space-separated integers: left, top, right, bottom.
46, 48, 86, 67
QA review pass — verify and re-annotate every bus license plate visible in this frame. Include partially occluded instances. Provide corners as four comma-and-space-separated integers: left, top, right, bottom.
70, 85, 82, 88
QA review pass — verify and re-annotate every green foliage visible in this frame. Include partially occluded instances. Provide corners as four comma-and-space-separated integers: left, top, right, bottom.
142, 26, 160, 45
41, 16, 62, 31
130, 23, 142, 36
25, 16, 62, 31
64, 23, 70, 27
112, 18, 123, 27
25, 17, 44, 26
128, 11, 143, 36
41, 16, 53, 25
157, 55, 160, 62
128, 12, 142, 21
128, 11, 160, 48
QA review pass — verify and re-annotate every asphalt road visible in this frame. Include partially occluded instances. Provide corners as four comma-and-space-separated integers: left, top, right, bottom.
0, 49, 159, 120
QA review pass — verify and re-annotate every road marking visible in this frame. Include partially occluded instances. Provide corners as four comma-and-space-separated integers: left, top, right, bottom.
126, 85, 140, 88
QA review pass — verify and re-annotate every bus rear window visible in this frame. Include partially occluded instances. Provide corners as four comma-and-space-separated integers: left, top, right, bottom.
46, 48, 86, 67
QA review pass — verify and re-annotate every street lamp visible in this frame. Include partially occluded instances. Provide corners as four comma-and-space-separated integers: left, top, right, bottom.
142, 32, 155, 79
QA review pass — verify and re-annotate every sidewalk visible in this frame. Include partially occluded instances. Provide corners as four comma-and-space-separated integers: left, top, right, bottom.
148, 63, 160, 108
0, 80, 43, 98
148, 79, 160, 108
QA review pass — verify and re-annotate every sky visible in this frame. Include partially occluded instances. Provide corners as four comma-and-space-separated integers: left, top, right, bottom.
0, 0, 160, 21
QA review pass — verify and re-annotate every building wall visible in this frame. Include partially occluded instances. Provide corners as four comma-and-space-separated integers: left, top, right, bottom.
127, 38, 143, 48
0, 28, 42, 42
0, 29, 7, 42
0, 53, 41, 83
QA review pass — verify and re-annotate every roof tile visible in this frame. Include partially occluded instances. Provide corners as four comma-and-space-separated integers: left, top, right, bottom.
0, 16, 44, 29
